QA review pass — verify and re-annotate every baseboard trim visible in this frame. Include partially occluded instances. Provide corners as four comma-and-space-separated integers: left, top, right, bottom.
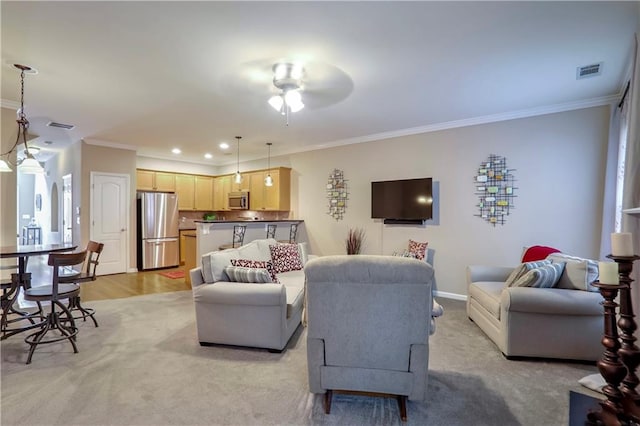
434, 291, 467, 301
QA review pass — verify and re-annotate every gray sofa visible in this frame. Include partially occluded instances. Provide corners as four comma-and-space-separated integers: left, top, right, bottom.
466, 252, 604, 361
305, 255, 435, 420
190, 238, 306, 351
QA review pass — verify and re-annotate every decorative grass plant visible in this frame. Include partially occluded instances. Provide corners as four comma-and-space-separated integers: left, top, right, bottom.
346, 227, 366, 255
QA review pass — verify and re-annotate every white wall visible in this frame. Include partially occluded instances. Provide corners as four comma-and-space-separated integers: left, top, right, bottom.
287, 106, 610, 297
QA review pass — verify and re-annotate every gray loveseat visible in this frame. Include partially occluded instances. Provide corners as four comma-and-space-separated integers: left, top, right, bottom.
190, 238, 307, 352
466, 252, 604, 361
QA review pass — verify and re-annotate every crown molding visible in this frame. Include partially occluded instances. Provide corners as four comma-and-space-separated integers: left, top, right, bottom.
287, 95, 620, 156
83, 138, 138, 152
0, 99, 20, 110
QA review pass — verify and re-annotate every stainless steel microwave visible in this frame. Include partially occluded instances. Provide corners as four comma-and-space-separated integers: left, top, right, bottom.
228, 191, 249, 210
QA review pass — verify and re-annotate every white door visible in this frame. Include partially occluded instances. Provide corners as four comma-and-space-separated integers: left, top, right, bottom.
90, 172, 129, 275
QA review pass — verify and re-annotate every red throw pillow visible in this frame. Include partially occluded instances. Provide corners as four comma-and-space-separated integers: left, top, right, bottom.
408, 239, 428, 261
521, 245, 561, 263
269, 243, 303, 274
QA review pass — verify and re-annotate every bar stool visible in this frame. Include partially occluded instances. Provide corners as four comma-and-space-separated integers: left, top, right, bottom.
59, 241, 104, 327
266, 224, 277, 239
219, 225, 247, 250
23, 250, 87, 364
278, 223, 299, 244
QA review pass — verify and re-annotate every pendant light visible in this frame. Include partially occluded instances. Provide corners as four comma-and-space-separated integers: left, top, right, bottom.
0, 64, 44, 174
234, 136, 243, 184
264, 142, 273, 187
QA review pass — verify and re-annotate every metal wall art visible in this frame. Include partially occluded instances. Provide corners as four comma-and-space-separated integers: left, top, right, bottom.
474, 154, 517, 226
327, 169, 348, 221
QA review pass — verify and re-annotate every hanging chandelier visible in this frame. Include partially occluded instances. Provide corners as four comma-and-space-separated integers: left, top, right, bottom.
268, 63, 305, 126
0, 64, 44, 174
264, 142, 273, 187
234, 136, 243, 184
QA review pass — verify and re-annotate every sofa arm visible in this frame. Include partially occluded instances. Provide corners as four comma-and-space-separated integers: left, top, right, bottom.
190, 267, 206, 288
193, 282, 286, 307
466, 265, 513, 286
501, 287, 603, 316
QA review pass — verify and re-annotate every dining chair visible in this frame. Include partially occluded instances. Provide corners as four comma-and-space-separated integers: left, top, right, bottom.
266, 224, 277, 239
59, 241, 104, 327
23, 250, 87, 364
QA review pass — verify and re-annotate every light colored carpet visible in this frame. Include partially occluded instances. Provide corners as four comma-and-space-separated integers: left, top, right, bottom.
1, 291, 600, 425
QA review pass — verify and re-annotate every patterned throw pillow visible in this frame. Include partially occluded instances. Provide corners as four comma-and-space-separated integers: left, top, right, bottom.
505, 260, 552, 287
230, 259, 279, 283
269, 243, 304, 274
511, 263, 566, 288
408, 239, 428, 261
224, 266, 273, 284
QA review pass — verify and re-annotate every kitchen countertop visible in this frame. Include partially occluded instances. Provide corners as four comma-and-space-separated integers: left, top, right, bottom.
194, 219, 304, 224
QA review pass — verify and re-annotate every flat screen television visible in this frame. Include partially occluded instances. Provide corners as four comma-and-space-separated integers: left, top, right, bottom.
371, 177, 433, 222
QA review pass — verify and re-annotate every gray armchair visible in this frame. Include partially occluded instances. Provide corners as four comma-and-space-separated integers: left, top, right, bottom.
305, 255, 434, 422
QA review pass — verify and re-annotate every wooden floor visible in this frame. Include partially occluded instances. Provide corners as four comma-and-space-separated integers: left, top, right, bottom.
5, 255, 192, 302
80, 267, 191, 302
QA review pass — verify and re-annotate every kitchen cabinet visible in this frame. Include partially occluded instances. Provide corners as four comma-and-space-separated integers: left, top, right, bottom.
183, 231, 197, 285
248, 172, 265, 211
230, 174, 250, 193
214, 175, 231, 211
249, 167, 291, 211
179, 230, 188, 265
136, 170, 176, 192
194, 176, 213, 211
175, 174, 195, 210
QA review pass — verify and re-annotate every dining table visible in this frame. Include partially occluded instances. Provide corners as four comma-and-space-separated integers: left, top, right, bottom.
0, 243, 78, 339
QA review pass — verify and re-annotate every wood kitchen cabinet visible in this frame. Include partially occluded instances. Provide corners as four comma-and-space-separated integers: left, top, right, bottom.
194, 176, 213, 211
249, 167, 291, 211
136, 170, 176, 192
213, 175, 231, 211
175, 174, 195, 210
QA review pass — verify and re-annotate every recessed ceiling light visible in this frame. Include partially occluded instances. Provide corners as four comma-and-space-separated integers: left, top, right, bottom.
204, 153, 213, 159
172, 148, 181, 154
219, 143, 229, 150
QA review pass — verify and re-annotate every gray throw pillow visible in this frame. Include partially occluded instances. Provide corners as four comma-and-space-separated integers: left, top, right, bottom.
511, 262, 565, 288
546, 253, 599, 291
223, 266, 273, 284
505, 260, 552, 287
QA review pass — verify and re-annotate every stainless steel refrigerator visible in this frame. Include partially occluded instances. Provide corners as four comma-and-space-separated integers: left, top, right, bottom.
137, 192, 179, 270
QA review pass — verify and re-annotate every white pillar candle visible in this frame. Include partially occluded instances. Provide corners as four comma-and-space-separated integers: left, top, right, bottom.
598, 261, 619, 285
611, 232, 634, 256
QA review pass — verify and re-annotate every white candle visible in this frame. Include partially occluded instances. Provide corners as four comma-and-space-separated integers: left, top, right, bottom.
611, 232, 634, 256
598, 261, 619, 285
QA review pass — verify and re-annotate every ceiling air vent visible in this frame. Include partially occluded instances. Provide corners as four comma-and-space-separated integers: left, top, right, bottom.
47, 121, 75, 130
576, 62, 603, 80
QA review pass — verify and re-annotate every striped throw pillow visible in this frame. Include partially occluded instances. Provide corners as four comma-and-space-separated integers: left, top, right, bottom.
230, 259, 279, 283
511, 262, 566, 288
224, 266, 273, 284
505, 260, 552, 287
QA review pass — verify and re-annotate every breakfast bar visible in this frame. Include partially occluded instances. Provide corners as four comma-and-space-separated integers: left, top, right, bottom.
194, 220, 305, 260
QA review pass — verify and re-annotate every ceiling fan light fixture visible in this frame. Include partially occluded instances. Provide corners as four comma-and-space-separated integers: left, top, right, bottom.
268, 95, 284, 111
269, 62, 305, 125
285, 90, 304, 112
